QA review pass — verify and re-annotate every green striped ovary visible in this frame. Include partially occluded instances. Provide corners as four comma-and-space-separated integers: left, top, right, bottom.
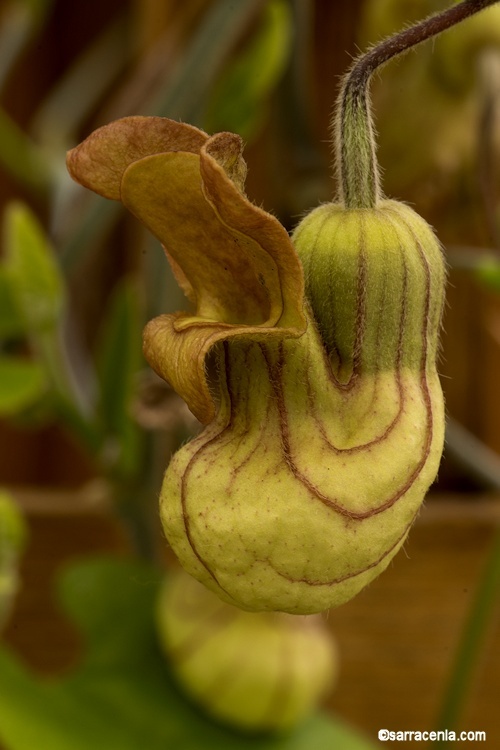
160, 199, 446, 614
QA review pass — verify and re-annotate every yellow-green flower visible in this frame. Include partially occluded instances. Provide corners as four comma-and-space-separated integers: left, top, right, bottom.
67, 116, 445, 614
156, 568, 337, 732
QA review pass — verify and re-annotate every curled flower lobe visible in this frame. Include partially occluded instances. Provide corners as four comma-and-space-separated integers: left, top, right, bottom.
67, 116, 306, 423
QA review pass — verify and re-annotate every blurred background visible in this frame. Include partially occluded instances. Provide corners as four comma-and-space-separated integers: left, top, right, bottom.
0, 0, 499, 747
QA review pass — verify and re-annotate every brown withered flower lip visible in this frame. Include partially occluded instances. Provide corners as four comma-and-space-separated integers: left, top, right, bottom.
66, 116, 307, 423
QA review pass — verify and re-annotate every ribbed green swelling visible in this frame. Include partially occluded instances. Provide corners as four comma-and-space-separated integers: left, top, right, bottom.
293, 199, 445, 378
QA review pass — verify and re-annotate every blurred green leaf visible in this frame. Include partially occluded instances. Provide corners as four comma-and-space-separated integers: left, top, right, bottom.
0, 488, 27, 563
475, 256, 500, 292
0, 488, 27, 632
0, 267, 25, 338
0, 557, 376, 750
3, 202, 64, 336
0, 2, 32, 92
32, 14, 129, 149
96, 279, 143, 478
2, 204, 103, 456
204, 0, 292, 140
59, 193, 122, 274
148, 0, 266, 121
0, 0, 54, 93
15, 0, 54, 28
0, 356, 46, 415
0, 109, 52, 190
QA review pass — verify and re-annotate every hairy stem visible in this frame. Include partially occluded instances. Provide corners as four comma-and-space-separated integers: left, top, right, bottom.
336, 0, 500, 209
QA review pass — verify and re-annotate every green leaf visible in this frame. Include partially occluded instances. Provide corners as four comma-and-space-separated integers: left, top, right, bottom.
204, 0, 292, 140
0, 0, 54, 99
3, 205, 101, 453
3, 202, 64, 336
12, 0, 54, 30
0, 557, 376, 750
96, 279, 143, 478
0, 109, 52, 191
0, 489, 27, 632
0, 267, 25, 338
0, 356, 46, 415
148, 0, 267, 121
0, 488, 27, 564
475, 256, 500, 293
32, 15, 128, 149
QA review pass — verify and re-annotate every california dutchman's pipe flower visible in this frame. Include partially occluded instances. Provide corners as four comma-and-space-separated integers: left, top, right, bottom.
156, 568, 337, 732
67, 112, 445, 614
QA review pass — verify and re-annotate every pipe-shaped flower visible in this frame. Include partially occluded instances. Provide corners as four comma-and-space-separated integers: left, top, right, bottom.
67, 116, 445, 615
156, 568, 337, 732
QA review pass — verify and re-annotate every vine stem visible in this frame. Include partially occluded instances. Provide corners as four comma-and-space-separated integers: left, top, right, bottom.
336, 0, 500, 209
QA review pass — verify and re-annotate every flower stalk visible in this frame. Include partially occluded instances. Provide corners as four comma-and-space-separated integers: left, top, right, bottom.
337, 0, 500, 208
